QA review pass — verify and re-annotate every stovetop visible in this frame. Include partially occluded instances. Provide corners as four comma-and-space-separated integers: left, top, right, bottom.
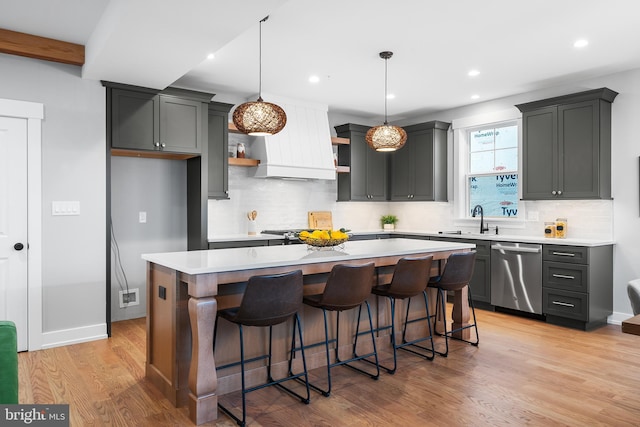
261, 229, 308, 239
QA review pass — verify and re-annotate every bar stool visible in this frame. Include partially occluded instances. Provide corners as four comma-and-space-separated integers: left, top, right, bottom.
427, 251, 479, 357
367, 256, 435, 374
214, 270, 310, 427
302, 262, 380, 397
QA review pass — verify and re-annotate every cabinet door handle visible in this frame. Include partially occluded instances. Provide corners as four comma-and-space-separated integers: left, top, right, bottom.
552, 274, 575, 280
552, 190, 557, 195
154, 142, 160, 148
552, 251, 575, 257
552, 301, 575, 308
557, 190, 562, 195
161, 143, 166, 148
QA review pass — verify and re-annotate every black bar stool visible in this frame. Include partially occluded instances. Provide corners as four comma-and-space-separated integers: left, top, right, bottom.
213, 270, 310, 427
302, 262, 380, 397
366, 256, 435, 374
427, 251, 479, 357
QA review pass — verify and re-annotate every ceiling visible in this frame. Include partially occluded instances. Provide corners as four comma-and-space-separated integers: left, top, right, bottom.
2, 0, 640, 122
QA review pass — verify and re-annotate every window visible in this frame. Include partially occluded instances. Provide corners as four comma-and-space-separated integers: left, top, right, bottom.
467, 122, 519, 218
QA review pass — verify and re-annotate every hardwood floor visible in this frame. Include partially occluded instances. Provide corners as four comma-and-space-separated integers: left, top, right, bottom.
18, 308, 640, 426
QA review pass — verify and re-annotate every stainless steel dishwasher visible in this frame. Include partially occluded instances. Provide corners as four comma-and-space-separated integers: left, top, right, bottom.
491, 242, 543, 314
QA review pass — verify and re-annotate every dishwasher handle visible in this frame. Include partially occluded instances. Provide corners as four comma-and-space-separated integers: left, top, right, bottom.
491, 244, 542, 254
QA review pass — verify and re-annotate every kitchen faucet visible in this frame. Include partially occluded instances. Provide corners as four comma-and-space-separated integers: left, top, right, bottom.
471, 205, 489, 234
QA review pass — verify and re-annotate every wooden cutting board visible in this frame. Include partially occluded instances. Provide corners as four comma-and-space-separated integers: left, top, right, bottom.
308, 211, 333, 230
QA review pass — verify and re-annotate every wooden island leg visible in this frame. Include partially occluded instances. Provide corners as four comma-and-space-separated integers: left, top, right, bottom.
451, 287, 471, 340
188, 296, 218, 425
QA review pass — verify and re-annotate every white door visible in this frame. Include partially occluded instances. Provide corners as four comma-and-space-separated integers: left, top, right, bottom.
0, 116, 28, 351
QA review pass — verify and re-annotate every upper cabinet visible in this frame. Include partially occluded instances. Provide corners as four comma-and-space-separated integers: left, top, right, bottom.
390, 121, 449, 201
207, 102, 234, 200
516, 88, 617, 200
105, 82, 212, 156
335, 124, 388, 201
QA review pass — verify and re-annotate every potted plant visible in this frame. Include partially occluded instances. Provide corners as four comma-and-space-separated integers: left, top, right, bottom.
380, 214, 398, 231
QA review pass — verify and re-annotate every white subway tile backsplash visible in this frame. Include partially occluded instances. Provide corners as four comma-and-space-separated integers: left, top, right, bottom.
209, 153, 613, 240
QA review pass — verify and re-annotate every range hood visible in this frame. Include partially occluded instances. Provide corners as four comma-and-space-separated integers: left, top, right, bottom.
250, 94, 336, 180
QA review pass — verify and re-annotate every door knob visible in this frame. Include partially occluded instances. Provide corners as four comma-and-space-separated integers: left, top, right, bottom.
14, 243, 24, 251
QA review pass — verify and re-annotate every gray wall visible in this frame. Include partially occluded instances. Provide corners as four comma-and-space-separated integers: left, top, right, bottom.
0, 54, 106, 337
110, 156, 187, 321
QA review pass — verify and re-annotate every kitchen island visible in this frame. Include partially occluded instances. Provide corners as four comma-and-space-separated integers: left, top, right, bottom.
142, 238, 474, 424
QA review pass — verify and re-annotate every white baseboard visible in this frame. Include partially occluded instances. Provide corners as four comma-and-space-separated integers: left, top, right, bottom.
41, 323, 108, 350
608, 311, 633, 326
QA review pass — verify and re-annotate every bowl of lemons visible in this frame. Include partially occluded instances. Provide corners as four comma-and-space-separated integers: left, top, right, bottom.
298, 229, 350, 248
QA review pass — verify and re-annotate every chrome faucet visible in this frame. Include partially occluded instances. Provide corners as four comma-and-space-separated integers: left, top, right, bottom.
471, 205, 489, 234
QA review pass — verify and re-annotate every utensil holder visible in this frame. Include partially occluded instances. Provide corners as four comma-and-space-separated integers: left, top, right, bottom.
248, 220, 257, 235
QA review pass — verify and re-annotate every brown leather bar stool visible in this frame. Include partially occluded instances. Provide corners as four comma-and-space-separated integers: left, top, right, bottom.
302, 262, 380, 397
213, 270, 310, 427
427, 251, 479, 357
366, 256, 435, 374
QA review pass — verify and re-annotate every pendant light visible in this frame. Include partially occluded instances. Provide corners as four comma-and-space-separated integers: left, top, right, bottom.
365, 51, 407, 152
232, 16, 286, 136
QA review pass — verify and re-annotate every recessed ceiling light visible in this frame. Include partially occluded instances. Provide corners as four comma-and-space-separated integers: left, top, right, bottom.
574, 39, 589, 48
207, 53, 215, 60
308, 75, 320, 83
471, 94, 480, 100
386, 94, 396, 100
468, 69, 480, 77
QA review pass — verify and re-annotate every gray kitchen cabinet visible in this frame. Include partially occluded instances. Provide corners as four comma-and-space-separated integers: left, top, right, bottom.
427, 236, 491, 305
335, 123, 388, 201
516, 88, 617, 200
207, 102, 234, 199
390, 121, 449, 201
108, 83, 211, 155
542, 244, 613, 330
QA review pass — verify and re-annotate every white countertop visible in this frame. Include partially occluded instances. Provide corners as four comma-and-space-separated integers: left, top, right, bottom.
393, 230, 613, 246
143, 238, 475, 275
208, 230, 613, 247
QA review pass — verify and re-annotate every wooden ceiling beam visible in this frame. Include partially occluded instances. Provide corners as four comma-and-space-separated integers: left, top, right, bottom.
0, 28, 84, 66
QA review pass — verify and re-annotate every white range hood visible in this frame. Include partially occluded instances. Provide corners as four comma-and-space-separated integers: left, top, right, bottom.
250, 94, 336, 180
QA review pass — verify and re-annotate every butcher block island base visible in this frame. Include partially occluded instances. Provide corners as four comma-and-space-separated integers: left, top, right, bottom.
142, 238, 474, 424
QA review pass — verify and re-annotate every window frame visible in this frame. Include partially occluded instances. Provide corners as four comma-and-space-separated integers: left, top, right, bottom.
450, 109, 524, 229
466, 121, 519, 219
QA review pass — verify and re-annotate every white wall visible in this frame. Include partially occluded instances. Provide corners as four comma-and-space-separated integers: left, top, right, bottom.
0, 54, 106, 346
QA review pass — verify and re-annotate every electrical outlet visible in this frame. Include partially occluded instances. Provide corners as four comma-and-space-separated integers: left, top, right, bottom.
119, 288, 140, 308
139, 211, 147, 223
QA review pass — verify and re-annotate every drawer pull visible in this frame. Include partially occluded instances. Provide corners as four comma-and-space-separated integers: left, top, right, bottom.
552, 301, 575, 308
552, 274, 575, 280
552, 251, 576, 257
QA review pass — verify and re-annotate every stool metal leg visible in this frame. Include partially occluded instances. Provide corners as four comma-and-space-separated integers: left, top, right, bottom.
432, 286, 479, 357
217, 316, 311, 427
306, 303, 380, 397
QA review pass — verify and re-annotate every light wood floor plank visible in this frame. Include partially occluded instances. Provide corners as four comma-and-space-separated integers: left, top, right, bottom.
18, 308, 640, 426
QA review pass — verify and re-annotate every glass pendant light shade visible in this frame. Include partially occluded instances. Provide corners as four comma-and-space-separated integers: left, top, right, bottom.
365, 123, 407, 152
366, 51, 406, 152
232, 96, 286, 136
232, 16, 287, 136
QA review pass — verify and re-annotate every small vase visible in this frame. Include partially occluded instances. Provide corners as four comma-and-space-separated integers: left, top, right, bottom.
383, 224, 395, 231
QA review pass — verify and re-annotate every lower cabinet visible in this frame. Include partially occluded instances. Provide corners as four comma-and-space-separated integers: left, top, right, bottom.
542, 244, 613, 330
429, 236, 491, 305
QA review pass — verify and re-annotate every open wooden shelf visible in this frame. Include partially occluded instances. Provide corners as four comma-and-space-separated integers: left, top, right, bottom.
335, 166, 350, 173
229, 157, 260, 167
111, 148, 198, 160
331, 136, 350, 145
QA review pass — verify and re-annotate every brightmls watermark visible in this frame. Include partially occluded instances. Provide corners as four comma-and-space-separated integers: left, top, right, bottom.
1, 405, 69, 426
